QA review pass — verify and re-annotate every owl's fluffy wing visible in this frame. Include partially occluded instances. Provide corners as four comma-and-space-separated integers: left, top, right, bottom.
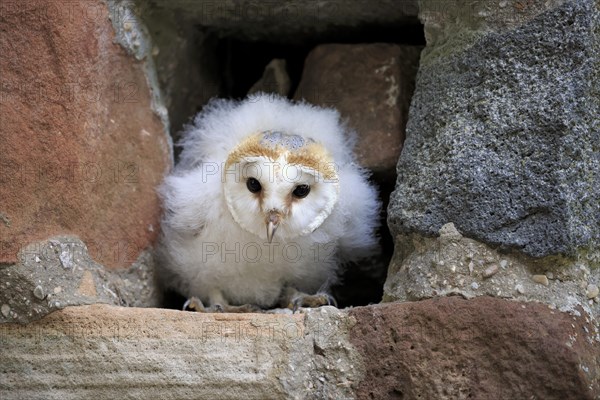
158, 166, 224, 237
156, 165, 225, 295
334, 164, 381, 263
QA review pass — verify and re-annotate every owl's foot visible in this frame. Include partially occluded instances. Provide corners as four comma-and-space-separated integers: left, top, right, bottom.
183, 296, 205, 312
183, 297, 261, 313
291, 292, 337, 312
284, 290, 338, 313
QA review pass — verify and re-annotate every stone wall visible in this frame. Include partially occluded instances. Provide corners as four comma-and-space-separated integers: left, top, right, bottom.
380, 2, 600, 397
1, 299, 597, 399
385, 0, 599, 325
1, 0, 598, 399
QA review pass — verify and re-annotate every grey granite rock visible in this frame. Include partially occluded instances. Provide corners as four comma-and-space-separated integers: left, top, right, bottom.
388, 0, 600, 257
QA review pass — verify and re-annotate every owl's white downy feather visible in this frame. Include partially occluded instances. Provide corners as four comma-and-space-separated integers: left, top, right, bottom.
157, 94, 380, 309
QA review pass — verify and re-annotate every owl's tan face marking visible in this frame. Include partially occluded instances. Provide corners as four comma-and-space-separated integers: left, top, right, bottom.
225, 134, 278, 170
225, 132, 336, 180
287, 145, 337, 181
223, 131, 339, 242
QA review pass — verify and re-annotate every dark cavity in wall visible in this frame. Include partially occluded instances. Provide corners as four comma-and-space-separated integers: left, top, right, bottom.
139, 0, 425, 309
219, 23, 425, 99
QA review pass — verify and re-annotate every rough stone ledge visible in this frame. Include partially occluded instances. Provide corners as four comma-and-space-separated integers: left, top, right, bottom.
1, 298, 598, 399
0, 304, 363, 400
384, 223, 600, 320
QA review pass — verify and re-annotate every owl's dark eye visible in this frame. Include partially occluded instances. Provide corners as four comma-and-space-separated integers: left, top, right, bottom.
246, 177, 262, 193
292, 184, 310, 199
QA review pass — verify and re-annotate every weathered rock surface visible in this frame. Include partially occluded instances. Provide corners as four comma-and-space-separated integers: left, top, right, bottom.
0, 0, 171, 270
350, 297, 599, 400
0, 304, 364, 400
388, 0, 600, 257
294, 43, 421, 178
384, 223, 600, 320
2, 298, 597, 399
143, 0, 419, 43
0, 236, 158, 324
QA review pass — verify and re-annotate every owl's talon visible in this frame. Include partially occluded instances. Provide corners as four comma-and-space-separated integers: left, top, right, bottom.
183, 296, 205, 312
324, 293, 338, 307
211, 304, 224, 313
289, 292, 338, 312
292, 300, 300, 314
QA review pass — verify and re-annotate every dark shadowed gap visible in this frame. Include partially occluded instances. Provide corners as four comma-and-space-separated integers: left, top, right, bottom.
217, 23, 425, 99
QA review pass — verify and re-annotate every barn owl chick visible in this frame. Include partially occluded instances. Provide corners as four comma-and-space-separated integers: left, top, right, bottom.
157, 94, 380, 312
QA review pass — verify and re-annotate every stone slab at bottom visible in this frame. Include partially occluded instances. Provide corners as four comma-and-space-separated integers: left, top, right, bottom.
1, 298, 598, 399
0, 304, 362, 400
349, 297, 599, 399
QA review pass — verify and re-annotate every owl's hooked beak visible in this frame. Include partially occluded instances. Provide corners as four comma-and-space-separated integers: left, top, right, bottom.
266, 211, 281, 243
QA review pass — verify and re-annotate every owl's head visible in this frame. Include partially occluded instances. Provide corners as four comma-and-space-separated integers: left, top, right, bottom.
223, 131, 339, 242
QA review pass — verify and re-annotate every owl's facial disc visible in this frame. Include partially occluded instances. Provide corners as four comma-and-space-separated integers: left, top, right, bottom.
223, 132, 339, 242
